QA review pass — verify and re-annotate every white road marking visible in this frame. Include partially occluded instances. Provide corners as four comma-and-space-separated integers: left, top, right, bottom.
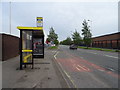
104, 55, 118, 59
78, 65, 90, 71
54, 51, 59, 59
64, 71, 77, 88
58, 62, 71, 88
54, 51, 71, 88
80, 50, 118, 59
77, 65, 87, 71
89, 52, 97, 54
76, 67, 82, 71
53, 51, 77, 88
107, 68, 115, 72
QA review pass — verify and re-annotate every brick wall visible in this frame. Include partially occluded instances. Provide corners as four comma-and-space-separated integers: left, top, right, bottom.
0, 34, 2, 61
92, 32, 120, 49
1, 34, 20, 61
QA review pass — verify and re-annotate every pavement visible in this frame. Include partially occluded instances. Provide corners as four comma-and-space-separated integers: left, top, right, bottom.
55, 45, 119, 88
2, 48, 68, 88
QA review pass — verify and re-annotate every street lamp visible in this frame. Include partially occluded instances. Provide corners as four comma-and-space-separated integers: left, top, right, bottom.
9, 1, 11, 34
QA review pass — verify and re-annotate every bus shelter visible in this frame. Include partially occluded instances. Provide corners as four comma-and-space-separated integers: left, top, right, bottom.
17, 26, 44, 70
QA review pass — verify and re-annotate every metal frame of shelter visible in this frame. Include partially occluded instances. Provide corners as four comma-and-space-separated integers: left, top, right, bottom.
17, 26, 44, 70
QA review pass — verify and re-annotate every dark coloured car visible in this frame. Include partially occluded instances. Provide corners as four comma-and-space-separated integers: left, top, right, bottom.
69, 44, 78, 50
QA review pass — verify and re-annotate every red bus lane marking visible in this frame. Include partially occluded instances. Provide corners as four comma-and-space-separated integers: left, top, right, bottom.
70, 57, 92, 72
57, 58, 79, 72
75, 66, 83, 72
69, 58, 91, 72
57, 58, 92, 72
77, 65, 90, 72
73, 56, 120, 79
106, 71, 120, 78
64, 51, 120, 79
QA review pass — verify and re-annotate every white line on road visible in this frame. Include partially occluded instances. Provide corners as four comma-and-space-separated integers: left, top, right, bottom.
80, 52, 118, 59
53, 51, 77, 88
53, 51, 71, 88
106, 68, 115, 72
89, 52, 97, 54
63, 70, 77, 88
80, 50, 118, 59
78, 65, 90, 71
54, 51, 59, 59
104, 55, 118, 59
58, 62, 71, 88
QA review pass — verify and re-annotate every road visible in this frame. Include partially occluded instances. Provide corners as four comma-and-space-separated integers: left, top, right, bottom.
55, 45, 119, 88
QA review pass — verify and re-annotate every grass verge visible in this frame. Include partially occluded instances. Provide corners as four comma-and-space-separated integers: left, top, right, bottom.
48, 46, 58, 49
78, 46, 120, 52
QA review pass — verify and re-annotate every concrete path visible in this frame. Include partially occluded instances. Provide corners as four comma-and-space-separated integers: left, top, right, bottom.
2, 48, 68, 88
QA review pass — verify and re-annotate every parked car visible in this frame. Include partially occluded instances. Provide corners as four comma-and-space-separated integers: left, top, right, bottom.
69, 44, 78, 50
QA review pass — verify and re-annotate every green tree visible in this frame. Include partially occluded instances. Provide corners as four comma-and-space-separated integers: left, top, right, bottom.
47, 27, 58, 45
60, 37, 72, 45
54, 39, 59, 45
81, 19, 92, 48
72, 30, 82, 45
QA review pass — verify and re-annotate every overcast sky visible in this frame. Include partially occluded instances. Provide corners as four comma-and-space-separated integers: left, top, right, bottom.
1, 1, 118, 41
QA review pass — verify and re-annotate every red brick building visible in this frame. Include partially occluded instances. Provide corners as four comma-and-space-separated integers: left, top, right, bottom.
92, 32, 120, 49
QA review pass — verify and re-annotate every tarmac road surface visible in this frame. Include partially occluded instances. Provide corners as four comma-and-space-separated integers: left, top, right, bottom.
55, 45, 119, 88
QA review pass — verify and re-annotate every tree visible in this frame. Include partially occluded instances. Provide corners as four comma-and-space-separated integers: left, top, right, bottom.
81, 19, 92, 48
47, 27, 58, 45
54, 39, 59, 45
72, 30, 82, 45
60, 37, 72, 45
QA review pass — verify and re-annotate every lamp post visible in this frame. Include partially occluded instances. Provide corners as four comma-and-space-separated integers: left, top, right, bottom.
9, 2, 11, 34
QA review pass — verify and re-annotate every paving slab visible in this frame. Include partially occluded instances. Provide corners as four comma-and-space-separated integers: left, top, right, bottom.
2, 49, 68, 88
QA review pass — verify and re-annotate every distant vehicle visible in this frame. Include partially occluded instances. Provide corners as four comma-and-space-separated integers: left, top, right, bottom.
69, 44, 78, 50
51, 44, 55, 46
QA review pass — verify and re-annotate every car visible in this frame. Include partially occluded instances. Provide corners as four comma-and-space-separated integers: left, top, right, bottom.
51, 44, 55, 46
69, 44, 78, 50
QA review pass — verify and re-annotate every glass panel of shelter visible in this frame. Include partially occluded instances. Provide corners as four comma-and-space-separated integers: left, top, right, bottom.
22, 31, 33, 64
33, 38, 43, 55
